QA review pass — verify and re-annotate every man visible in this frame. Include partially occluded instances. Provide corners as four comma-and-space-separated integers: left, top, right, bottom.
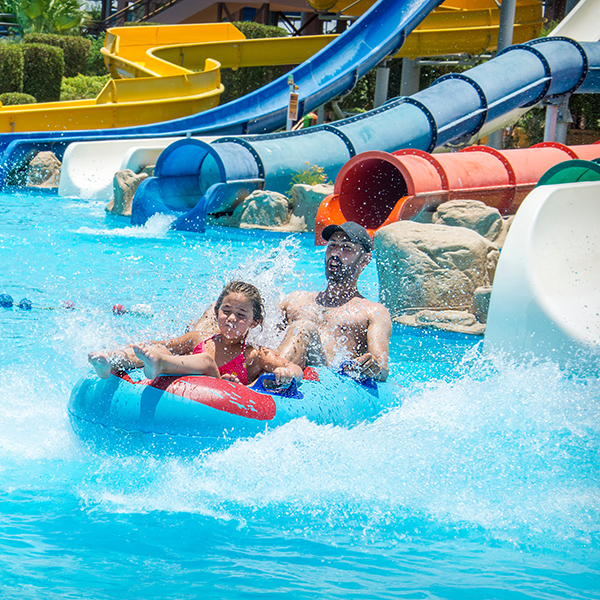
276, 222, 392, 382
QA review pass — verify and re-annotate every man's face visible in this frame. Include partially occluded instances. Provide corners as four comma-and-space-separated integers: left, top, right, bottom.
325, 231, 367, 283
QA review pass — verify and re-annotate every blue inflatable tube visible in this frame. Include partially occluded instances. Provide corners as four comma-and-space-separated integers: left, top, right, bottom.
131, 37, 600, 232
69, 369, 399, 451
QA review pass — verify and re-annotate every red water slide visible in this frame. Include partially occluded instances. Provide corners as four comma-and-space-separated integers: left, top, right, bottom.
315, 142, 600, 244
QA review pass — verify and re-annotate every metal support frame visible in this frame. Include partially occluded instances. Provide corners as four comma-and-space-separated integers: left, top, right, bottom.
374, 60, 390, 108
488, 0, 517, 149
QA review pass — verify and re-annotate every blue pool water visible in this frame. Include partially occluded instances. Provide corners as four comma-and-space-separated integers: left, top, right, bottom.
1, 189, 599, 599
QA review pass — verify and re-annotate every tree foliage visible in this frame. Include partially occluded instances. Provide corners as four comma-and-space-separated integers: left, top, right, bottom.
219, 21, 291, 105
2, 0, 86, 34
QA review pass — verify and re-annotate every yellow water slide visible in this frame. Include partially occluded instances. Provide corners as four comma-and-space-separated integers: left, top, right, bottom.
0, 0, 543, 133
151, 0, 543, 72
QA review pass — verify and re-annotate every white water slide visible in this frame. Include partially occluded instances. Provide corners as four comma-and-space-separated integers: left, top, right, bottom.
484, 177, 600, 374
549, 0, 600, 42
483, 1, 600, 373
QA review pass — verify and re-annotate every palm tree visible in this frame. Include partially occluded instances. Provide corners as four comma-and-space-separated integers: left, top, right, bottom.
2, 0, 86, 34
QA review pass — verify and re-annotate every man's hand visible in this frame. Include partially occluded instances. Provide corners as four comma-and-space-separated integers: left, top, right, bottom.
344, 353, 383, 381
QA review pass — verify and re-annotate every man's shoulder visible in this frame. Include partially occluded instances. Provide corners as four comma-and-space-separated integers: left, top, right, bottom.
353, 296, 391, 321
353, 295, 388, 311
281, 290, 317, 306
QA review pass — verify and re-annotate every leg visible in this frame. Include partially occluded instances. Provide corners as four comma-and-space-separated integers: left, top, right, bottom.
88, 353, 112, 379
88, 344, 172, 379
132, 345, 220, 380
276, 319, 327, 369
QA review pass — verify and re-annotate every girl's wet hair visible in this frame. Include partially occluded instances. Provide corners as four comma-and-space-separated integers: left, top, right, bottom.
214, 281, 265, 325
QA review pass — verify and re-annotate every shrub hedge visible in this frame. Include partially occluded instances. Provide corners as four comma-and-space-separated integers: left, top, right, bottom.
61, 73, 110, 101
0, 92, 36, 105
219, 21, 291, 105
0, 44, 23, 95
85, 35, 107, 76
22, 43, 64, 102
24, 33, 91, 77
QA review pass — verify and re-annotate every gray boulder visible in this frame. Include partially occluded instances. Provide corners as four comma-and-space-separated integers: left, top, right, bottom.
375, 221, 499, 319
232, 190, 293, 229
433, 199, 501, 240
106, 169, 149, 217
26, 151, 61, 188
291, 183, 334, 231
432, 199, 513, 247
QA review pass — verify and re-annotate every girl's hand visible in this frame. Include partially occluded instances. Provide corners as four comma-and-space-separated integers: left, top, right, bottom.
221, 373, 241, 384
273, 367, 295, 386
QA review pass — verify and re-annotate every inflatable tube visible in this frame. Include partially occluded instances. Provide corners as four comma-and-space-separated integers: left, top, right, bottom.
69, 368, 398, 451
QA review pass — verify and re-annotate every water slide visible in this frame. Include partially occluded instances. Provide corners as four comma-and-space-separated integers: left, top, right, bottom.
58, 0, 544, 200
310, 0, 600, 238
312, 142, 600, 241
0, 23, 343, 134
0, 0, 543, 138
549, 0, 600, 42
0, 0, 446, 188
5, 0, 544, 195
128, 33, 600, 231
484, 159, 600, 374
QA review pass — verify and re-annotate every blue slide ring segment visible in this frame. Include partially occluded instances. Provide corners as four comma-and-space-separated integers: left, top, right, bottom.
496, 43, 552, 108
529, 36, 589, 97
430, 73, 488, 139
212, 137, 266, 180
319, 125, 357, 158
155, 138, 226, 181
398, 97, 438, 152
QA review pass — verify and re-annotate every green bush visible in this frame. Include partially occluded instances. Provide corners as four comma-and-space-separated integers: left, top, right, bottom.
570, 93, 600, 132
219, 21, 291, 105
0, 44, 23, 94
60, 73, 109, 100
85, 35, 107, 76
232, 21, 287, 39
504, 106, 546, 148
0, 91, 36, 105
24, 33, 91, 77
22, 43, 64, 102
287, 162, 330, 198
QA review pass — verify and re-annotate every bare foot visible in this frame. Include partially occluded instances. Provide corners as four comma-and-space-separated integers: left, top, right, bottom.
88, 353, 112, 379
132, 345, 163, 379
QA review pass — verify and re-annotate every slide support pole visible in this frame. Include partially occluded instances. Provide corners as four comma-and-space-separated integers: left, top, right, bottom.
488, 0, 518, 149
374, 60, 390, 108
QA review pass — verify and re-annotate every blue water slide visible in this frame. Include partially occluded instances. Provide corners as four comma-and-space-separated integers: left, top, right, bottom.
132, 36, 600, 231
0, 0, 444, 187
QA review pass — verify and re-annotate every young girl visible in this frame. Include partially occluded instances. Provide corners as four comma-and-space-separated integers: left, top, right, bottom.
88, 281, 303, 387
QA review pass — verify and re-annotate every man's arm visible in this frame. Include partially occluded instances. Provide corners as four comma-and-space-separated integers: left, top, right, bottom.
186, 303, 218, 335
276, 290, 307, 330
354, 303, 392, 381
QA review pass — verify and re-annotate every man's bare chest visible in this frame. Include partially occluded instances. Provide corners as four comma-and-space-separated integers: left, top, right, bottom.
290, 301, 367, 330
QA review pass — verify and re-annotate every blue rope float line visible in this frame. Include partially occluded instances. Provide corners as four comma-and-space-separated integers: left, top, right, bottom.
0, 293, 32, 310
0, 294, 76, 311
0, 294, 155, 316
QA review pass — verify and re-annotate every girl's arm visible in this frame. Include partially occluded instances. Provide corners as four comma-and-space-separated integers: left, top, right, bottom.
253, 346, 304, 385
159, 330, 204, 355
90, 331, 203, 376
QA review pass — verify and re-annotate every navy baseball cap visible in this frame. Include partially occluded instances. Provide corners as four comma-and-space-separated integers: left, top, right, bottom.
322, 222, 373, 253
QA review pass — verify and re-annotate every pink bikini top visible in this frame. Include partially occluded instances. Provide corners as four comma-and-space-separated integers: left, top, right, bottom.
192, 335, 249, 385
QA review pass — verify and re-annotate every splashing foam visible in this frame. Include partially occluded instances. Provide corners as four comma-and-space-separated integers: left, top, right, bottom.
77, 213, 176, 239
76, 352, 600, 548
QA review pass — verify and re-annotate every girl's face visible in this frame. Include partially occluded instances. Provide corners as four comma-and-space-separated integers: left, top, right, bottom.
216, 292, 259, 341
